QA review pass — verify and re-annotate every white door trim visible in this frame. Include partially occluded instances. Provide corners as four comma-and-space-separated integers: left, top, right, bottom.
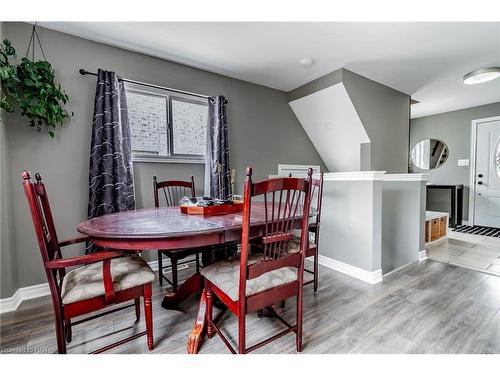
469, 115, 500, 227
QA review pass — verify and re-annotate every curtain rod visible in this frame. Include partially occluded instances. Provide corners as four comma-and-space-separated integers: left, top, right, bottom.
79, 69, 211, 100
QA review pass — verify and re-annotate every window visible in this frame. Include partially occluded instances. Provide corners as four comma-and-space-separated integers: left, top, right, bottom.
126, 84, 208, 162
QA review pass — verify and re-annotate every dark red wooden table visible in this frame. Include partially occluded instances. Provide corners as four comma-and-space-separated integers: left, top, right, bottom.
77, 203, 311, 353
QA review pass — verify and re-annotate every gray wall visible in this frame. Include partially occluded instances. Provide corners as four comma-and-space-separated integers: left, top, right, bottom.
381, 180, 425, 274
342, 69, 410, 174
288, 68, 410, 174
319, 179, 382, 272
0, 22, 19, 299
0, 101, 18, 299
1, 22, 325, 296
410, 102, 500, 221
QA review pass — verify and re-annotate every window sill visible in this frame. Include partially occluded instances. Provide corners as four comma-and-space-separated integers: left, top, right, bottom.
132, 156, 206, 165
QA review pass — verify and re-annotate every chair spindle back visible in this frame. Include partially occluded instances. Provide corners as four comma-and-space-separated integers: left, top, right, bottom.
240, 167, 313, 288
153, 176, 195, 208
288, 171, 323, 225
310, 172, 324, 236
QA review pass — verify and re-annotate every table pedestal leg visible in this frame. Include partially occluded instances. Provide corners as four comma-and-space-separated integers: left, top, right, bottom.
161, 273, 202, 309
187, 288, 207, 354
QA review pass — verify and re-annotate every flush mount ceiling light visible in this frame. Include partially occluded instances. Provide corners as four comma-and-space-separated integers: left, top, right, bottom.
300, 58, 314, 67
463, 67, 500, 85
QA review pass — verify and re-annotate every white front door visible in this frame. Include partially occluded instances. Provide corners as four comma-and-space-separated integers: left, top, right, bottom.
474, 117, 500, 227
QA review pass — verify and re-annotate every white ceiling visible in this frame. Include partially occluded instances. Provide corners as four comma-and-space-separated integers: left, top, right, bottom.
38, 22, 500, 118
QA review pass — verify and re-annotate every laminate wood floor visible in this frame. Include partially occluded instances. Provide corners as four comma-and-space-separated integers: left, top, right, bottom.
2, 259, 500, 354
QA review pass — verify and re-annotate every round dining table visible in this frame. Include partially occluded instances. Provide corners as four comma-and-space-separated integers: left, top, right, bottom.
77, 202, 309, 353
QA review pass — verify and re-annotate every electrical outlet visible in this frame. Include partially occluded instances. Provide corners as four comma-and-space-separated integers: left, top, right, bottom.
458, 159, 470, 167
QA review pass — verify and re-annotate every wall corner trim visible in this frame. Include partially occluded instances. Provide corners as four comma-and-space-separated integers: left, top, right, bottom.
315, 254, 383, 284
323, 171, 386, 181
383, 173, 429, 181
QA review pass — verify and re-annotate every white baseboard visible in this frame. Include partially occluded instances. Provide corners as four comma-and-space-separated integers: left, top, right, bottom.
148, 259, 190, 273
0, 259, 163, 314
0, 283, 50, 313
148, 260, 159, 271
419, 250, 428, 261
317, 254, 383, 285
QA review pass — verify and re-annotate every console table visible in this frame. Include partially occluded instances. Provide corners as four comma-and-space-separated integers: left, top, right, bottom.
426, 184, 463, 228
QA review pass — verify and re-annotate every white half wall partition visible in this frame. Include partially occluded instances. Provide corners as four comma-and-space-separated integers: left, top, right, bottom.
317, 171, 428, 284
289, 83, 370, 172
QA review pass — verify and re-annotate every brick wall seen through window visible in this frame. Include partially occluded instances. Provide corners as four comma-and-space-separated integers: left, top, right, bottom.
128, 92, 168, 155
171, 98, 208, 156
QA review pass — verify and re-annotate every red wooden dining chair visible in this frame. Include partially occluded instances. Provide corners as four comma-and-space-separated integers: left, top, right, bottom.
153, 176, 201, 290
200, 167, 313, 353
289, 172, 324, 292
22, 171, 155, 354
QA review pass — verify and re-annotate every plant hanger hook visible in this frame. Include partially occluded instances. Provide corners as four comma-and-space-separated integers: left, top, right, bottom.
25, 22, 46, 61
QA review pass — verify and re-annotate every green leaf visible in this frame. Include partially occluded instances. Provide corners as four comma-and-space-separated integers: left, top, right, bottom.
0, 101, 14, 112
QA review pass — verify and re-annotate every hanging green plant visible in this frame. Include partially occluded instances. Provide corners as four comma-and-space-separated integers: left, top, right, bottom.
0, 26, 72, 138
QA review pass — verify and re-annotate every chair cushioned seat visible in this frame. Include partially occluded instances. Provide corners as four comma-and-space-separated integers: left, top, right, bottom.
61, 256, 155, 304
201, 255, 298, 301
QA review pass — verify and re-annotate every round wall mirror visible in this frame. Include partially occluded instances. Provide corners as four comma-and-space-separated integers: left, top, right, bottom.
411, 139, 449, 170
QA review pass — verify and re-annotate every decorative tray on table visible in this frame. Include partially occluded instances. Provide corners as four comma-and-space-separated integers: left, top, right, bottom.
179, 197, 244, 216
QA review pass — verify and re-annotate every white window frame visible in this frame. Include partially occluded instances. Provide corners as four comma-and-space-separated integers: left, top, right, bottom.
126, 83, 208, 164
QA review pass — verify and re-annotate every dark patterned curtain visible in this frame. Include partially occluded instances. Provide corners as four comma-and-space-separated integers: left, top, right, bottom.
207, 96, 232, 199
202, 95, 236, 265
86, 69, 135, 253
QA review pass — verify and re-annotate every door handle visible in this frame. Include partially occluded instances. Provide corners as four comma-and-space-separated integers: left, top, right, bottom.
478, 181, 483, 185
478, 174, 483, 178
